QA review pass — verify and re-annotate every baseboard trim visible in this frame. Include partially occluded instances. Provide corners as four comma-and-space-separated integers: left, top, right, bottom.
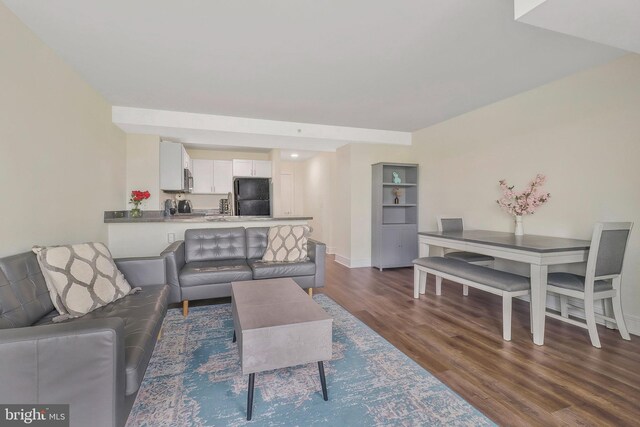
624, 313, 640, 336
333, 255, 372, 269
333, 255, 350, 268
326, 246, 336, 255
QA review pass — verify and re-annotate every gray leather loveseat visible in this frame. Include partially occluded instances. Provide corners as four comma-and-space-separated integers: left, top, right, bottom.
161, 227, 326, 315
0, 251, 175, 427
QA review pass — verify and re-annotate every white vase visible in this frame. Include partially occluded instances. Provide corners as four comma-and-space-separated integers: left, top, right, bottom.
514, 215, 524, 236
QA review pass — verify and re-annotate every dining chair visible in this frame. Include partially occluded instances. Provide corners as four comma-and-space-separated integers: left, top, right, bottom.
545, 222, 633, 348
436, 217, 495, 296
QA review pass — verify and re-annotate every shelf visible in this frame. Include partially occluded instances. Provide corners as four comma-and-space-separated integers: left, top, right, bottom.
382, 182, 417, 187
382, 223, 417, 226
383, 204, 416, 207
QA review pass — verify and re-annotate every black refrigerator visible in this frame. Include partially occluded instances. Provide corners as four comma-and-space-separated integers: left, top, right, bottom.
234, 178, 271, 216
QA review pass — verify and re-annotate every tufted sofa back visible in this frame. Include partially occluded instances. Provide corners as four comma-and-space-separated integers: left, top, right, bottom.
184, 227, 247, 262
245, 227, 270, 259
0, 251, 55, 329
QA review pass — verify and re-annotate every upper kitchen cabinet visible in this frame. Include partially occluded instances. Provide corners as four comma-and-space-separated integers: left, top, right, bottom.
160, 141, 192, 192
192, 159, 233, 194
232, 159, 272, 178
213, 160, 233, 193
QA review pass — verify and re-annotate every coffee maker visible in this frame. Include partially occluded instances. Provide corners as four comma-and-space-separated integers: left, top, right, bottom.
163, 199, 177, 216
178, 199, 192, 214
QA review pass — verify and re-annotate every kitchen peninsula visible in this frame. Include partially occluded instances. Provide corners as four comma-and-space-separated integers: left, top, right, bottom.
105, 210, 312, 257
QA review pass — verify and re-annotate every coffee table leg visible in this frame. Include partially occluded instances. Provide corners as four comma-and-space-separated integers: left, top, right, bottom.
318, 361, 328, 401
247, 373, 255, 420
232, 330, 236, 343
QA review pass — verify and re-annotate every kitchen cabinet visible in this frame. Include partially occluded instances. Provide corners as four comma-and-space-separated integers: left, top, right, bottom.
160, 141, 190, 191
212, 160, 233, 193
232, 159, 272, 178
191, 159, 233, 194
192, 159, 214, 194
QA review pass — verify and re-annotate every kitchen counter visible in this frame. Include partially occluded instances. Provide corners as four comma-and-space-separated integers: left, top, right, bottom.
104, 210, 312, 223
104, 210, 313, 258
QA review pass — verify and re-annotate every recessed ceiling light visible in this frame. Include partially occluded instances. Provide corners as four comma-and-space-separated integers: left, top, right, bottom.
290, 153, 299, 158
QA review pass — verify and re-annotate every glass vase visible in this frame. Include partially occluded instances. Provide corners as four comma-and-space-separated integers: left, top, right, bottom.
130, 208, 142, 218
514, 215, 524, 236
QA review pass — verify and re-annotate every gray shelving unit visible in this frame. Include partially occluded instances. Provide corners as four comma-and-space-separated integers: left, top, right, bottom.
371, 163, 419, 271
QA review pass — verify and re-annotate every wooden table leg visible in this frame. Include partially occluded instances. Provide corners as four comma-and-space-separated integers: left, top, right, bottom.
247, 373, 255, 420
318, 361, 328, 401
530, 264, 548, 346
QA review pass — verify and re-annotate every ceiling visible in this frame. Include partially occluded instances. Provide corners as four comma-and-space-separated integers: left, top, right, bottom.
3, 0, 624, 132
515, 0, 640, 54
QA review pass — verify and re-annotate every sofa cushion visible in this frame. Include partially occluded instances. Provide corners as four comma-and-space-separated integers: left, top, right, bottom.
32, 243, 132, 320
248, 259, 316, 280
0, 252, 55, 329
246, 227, 270, 259
262, 225, 311, 262
179, 260, 253, 287
185, 227, 247, 263
36, 284, 170, 396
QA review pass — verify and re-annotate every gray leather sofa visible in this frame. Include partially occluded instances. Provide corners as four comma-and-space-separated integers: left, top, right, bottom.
162, 227, 326, 315
0, 251, 175, 427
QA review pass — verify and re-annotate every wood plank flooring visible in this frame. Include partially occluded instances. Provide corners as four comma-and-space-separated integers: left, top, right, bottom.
319, 256, 640, 426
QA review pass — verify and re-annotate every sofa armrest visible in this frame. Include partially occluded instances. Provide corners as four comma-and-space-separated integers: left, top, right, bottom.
161, 241, 185, 303
308, 239, 326, 287
0, 318, 126, 427
115, 256, 166, 287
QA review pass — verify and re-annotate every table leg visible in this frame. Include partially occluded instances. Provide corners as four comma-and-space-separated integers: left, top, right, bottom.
232, 330, 236, 343
419, 242, 430, 258
530, 264, 548, 346
247, 373, 255, 420
318, 361, 328, 401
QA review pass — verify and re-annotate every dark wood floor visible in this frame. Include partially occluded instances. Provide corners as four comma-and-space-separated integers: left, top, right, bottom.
319, 255, 640, 426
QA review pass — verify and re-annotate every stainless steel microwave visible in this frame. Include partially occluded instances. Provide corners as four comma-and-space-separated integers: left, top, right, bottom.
184, 168, 193, 193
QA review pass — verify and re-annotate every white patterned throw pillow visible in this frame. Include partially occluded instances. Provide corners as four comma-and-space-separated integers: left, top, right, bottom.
33, 242, 134, 321
262, 225, 311, 262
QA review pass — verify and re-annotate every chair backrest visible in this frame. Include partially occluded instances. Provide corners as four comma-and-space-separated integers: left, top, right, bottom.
438, 217, 464, 232
585, 222, 633, 287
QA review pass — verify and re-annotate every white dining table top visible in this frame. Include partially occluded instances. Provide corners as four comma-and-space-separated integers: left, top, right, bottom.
418, 230, 591, 253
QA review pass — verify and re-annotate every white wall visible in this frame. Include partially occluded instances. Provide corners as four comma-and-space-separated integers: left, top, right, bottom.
412, 54, 640, 332
329, 144, 413, 267
126, 134, 161, 209
0, 3, 126, 256
301, 152, 336, 252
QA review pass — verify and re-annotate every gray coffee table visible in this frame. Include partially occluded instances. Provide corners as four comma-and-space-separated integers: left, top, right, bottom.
231, 278, 333, 420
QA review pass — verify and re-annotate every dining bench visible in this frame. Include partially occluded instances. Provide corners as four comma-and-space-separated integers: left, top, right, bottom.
413, 256, 531, 341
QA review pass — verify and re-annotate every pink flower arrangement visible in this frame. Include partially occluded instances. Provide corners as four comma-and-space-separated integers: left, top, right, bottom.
497, 174, 550, 216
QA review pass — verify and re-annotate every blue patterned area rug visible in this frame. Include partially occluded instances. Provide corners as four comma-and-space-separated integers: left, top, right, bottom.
127, 295, 494, 426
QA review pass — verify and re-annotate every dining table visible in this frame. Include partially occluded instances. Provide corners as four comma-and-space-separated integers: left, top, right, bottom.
417, 230, 591, 345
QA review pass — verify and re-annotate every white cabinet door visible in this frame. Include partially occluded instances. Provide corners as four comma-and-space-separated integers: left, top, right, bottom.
233, 159, 253, 177
213, 160, 233, 194
192, 159, 214, 193
253, 160, 272, 178
160, 141, 184, 191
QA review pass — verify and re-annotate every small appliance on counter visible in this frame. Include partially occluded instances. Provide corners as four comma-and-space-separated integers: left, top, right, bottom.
163, 199, 177, 216
178, 199, 192, 214
219, 198, 230, 215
